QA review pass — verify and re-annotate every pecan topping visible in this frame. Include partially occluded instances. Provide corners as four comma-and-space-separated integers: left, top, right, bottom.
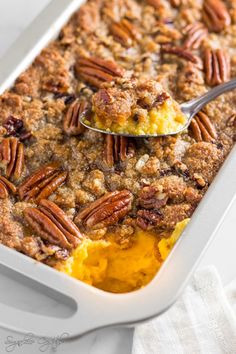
63, 99, 89, 135
169, 0, 181, 7
0, 137, 24, 180
190, 111, 217, 142
75, 190, 133, 228
24, 199, 82, 249
183, 23, 208, 50
138, 186, 168, 209
161, 45, 200, 65
110, 19, 140, 47
202, 0, 231, 33
0, 175, 16, 198
203, 48, 230, 86
75, 56, 125, 88
146, 0, 162, 9
136, 209, 162, 230
18, 162, 67, 202
104, 135, 135, 167
3, 116, 31, 141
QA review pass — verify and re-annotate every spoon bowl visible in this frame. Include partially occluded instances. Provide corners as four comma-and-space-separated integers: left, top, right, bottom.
80, 78, 236, 138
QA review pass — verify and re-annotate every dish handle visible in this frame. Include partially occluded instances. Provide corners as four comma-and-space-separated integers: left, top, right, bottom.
0, 284, 124, 340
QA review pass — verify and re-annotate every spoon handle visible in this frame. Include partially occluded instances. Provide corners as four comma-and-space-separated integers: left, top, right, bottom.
181, 78, 236, 116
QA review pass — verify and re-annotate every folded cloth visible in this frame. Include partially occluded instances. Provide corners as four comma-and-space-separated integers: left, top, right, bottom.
132, 266, 236, 354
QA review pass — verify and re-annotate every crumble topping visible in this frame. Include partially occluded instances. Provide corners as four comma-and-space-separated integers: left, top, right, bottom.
0, 0, 235, 292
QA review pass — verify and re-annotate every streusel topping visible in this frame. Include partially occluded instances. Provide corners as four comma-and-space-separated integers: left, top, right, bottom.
0, 0, 235, 291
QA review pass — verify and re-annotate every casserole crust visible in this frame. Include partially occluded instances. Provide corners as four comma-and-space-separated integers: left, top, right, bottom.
0, 0, 236, 292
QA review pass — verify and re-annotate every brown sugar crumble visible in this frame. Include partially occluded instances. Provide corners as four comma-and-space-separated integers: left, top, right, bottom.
0, 0, 235, 269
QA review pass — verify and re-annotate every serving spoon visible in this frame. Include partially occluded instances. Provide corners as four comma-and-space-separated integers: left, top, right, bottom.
79, 78, 236, 138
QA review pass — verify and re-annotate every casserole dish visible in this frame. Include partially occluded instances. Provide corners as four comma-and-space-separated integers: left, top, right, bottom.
0, 0, 235, 339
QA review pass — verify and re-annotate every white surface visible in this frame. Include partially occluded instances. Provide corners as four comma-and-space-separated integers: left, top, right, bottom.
0, 1, 235, 353
133, 267, 236, 354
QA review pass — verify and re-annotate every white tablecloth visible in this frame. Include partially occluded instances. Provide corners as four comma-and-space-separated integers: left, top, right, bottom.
133, 267, 236, 354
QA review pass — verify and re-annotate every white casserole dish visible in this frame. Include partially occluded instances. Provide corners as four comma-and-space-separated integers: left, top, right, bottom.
0, 0, 235, 340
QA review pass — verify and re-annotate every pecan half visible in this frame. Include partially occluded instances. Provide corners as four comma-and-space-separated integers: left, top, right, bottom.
0, 137, 24, 180
203, 48, 230, 86
110, 19, 140, 47
202, 0, 231, 33
18, 162, 67, 202
136, 209, 162, 230
104, 135, 135, 167
169, 0, 181, 7
183, 23, 208, 50
24, 199, 82, 249
75, 190, 133, 228
146, 0, 162, 9
161, 45, 200, 65
190, 111, 217, 142
0, 175, 16, 198
75, 56, 125, 88
138, 186, 168, 209
63, 99, 88, 135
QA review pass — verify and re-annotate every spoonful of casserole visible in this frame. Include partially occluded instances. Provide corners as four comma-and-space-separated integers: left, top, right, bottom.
79, 78, 236, 138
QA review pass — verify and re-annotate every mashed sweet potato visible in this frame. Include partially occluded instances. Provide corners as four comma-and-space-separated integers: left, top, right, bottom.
57, 219, 189, 293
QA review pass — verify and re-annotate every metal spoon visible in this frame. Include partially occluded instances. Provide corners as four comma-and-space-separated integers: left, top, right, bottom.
80, 78, 236, 138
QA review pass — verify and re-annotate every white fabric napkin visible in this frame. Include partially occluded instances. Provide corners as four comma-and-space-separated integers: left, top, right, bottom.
132, 266, 236, 354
